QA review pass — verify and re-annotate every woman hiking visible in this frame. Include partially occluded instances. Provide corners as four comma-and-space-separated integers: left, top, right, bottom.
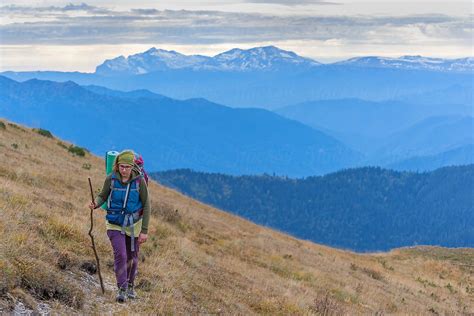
89, 150, 150, 303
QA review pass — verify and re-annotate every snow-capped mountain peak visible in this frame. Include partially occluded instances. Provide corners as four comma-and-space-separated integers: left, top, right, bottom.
209, 46, 321, 71
95, 47, 473, 75
95, 48, 210, 75
334, 56, 473, 73
95, 46, 321, 75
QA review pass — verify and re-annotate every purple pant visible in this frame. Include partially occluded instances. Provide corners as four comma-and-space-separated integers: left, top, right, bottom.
107, 230, 139, 289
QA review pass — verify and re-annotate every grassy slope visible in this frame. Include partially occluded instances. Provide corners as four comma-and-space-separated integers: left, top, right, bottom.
0, 119, 472, 315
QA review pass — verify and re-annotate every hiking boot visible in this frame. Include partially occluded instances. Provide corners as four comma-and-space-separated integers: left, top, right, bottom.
127, 283, 137, 299
116, 287, 127, 303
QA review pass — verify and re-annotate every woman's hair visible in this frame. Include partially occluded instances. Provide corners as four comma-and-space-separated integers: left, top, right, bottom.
112, 159, 119, 173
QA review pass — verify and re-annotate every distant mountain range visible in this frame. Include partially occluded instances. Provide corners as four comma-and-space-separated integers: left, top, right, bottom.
275, 99, 473, 160
96, 46, 321, 75
83, 84, 168, 100
2, 46, 472, 109
276, 99, 471, 140
394, 84, 473, 106
387, 144, 474, 172
1, 74, 471, 174
0, 75, 359, 177
334, 56, 474, 73
372, 115, 474, 164
152, 165, 474, 252
95, 46, 472, 75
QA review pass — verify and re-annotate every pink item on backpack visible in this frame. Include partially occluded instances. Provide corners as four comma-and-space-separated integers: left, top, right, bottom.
134, 155, 149, 184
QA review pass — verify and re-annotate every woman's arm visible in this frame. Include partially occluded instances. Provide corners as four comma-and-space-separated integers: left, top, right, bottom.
139, 177, 150, 234
94, 175, 112, 208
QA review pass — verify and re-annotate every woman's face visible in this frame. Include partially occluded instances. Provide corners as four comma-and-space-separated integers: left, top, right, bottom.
118, 164, 132, 179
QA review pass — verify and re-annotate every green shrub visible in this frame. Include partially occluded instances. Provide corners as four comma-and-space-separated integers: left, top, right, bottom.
57, 141, 68, 149
82, 163, 91, 170
68, 145, 86, 157
34, 128, 54, 138
11, 143, 18, 149
7, 123, 26, 132
0, 122, 6, 130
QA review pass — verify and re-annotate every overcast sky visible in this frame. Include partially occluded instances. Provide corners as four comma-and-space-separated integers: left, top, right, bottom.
0, 0, 472, 72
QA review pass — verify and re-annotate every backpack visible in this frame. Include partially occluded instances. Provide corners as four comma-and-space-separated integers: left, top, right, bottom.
134, 153, 149, 185
102, 150, 148, 210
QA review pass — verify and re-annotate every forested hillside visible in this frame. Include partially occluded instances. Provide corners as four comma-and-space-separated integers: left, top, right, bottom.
153, 166, 474, 252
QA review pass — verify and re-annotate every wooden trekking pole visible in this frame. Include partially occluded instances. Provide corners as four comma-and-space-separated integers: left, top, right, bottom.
88, 177, 105, 294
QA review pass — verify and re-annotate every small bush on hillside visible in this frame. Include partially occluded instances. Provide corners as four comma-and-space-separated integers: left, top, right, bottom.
154, 223, 172, 240
0, 259, 19, 296
428, 307, 438, 314
311, 293, 345, 315
0, 166, 17, 180
154, 201, 181, 224
80, 261, 97, 275
416, 277, 437, 288
445, 283, 455, 294
175, 220, 189, 233
82, 163, 91, 170
57, 142, 68, 149
362, 267, 384, 281
0, 122, 6, 130
40, 217, 85, 244
136, 278, 153, 292
34, 128, 54, 138
57, 252, 73, 270
7, 123, 26, 132
11, 143, 18, 149
14, 257, 84, 309
68, 145, 86, 157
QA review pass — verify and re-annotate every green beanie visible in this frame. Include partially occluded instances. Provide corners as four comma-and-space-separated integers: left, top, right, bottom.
116, 150, 135, 165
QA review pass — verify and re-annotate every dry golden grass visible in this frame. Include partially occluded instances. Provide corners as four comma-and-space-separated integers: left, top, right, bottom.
0, 119, 473, 315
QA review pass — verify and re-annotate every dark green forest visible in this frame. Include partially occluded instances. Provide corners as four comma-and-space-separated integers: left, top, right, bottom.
151, 165, 474, 252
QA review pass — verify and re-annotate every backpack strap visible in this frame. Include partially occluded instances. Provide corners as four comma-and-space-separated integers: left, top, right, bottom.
135, 177, 140, 193
120, 182, 137, 251
122, 182, 131, 210
122, 214, 136, 252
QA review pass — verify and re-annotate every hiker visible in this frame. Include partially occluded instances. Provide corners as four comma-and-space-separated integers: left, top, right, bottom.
89, 150, 150, 303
